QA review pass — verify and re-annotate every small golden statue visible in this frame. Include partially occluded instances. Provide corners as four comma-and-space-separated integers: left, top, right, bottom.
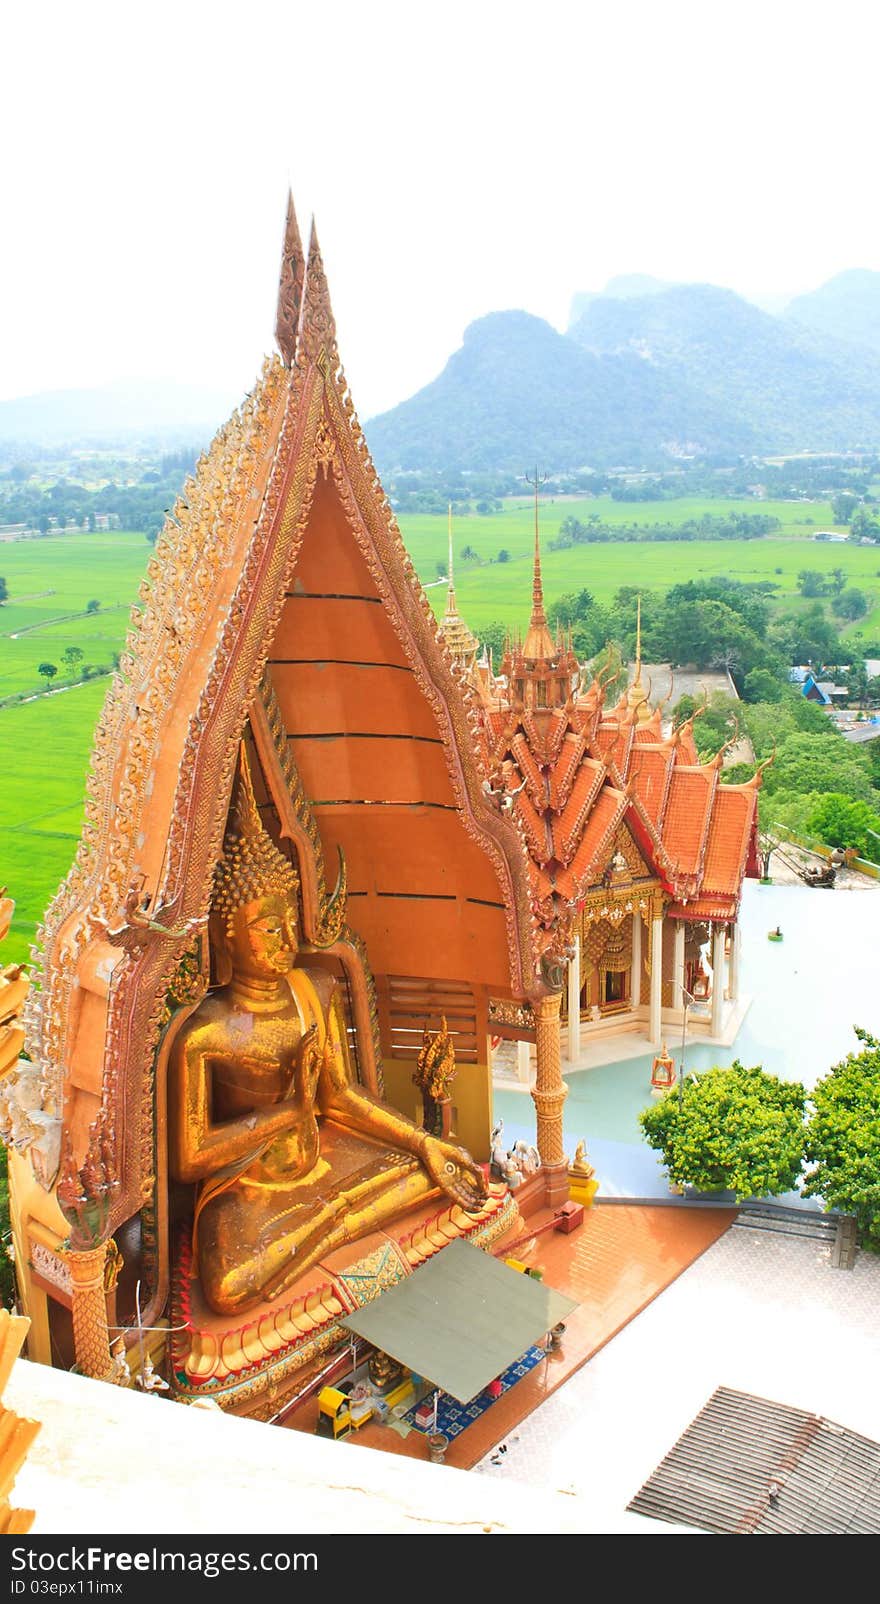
169, 748, 487, 1316
570, 1139, 594, 1180
413, 1016, 457, 1137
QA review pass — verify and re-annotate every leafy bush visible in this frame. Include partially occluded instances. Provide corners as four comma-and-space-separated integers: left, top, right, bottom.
804, 1029, 880, 1251
639, 1062, 806, 1199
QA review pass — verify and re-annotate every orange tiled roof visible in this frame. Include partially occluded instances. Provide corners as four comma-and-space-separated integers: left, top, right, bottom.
469, 630, 756, 945
701, 783, 758, 897
548, 731, 588, 811
666, 896, 737, 922
513, 788, 547, 862
628, 744, 675, 828
509, 733, 546, 808
556, 787, 629, 902
661, 767, 718, 877
550, 759, 607, 865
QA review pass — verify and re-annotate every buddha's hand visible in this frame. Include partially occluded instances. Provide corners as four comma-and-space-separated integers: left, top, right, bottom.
422, 1137, 488, 1212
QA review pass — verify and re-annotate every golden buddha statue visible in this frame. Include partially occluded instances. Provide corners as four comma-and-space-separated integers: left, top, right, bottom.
169, 750, 487, 1317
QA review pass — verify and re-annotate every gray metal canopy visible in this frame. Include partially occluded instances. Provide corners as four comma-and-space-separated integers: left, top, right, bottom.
339, 1238, 578, 1404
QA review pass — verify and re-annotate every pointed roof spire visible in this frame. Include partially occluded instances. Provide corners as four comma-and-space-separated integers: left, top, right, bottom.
437, 502, 478, 670
299, 216, 338, 366
531, 464, 547, 628
274, 190, 306, 367
626, 595, 651, 722
522, 465, 555, 659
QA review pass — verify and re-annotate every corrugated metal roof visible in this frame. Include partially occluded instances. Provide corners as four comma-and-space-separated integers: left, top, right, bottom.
339, 1239, 577, 1404
628, 1386, 880, 1534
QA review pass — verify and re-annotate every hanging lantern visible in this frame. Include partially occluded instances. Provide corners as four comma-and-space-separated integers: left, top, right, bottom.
651, 1042, 676, 1092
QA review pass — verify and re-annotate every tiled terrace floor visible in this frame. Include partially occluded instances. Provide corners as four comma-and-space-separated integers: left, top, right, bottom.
282, 1203, 733, 1470
473, 1224, 880, 1533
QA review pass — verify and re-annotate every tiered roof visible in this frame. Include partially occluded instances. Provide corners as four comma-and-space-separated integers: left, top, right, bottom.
436, 507, 479, 670
467, 544, 760, 947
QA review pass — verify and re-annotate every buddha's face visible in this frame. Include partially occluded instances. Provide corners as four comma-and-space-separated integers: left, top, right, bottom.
229, 893, 298, 979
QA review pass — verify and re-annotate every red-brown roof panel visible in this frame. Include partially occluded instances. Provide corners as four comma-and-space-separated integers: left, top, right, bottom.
548, 733, 587, 811
563, 787, 628, 897
702, 785, 757, 897
630, 745, 674, 828
663, 768, 717, 876
550, 761, 606, 864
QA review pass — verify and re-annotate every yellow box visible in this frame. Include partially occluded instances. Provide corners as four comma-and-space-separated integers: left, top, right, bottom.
568, 1177, 599, 1208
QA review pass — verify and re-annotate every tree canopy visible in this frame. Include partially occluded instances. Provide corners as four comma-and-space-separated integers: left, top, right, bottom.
639, 1062, 806, 1200
804, 1029, 880, 1252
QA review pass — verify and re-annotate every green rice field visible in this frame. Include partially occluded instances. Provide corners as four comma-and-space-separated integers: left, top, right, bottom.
1, 503, 878, 963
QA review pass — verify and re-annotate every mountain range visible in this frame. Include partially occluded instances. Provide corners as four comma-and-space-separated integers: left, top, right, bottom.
0, 378, 236, 448
365, 270, 880, 472
4, 272, 880, 470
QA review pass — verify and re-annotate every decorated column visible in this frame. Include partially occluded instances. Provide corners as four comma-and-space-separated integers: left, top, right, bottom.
66, 1243, 115, 1382
711, 924, 726, 1036
566, 936, 581, 1063
631, 914, 642, 1006
531, 991, 569, 1206
673, 921, 686, 1010
649, 915, 664, 1044
728, 920, 741, 1002
56, 1109, 122, 1386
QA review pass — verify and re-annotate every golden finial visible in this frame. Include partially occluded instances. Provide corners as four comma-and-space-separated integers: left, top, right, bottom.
627, 596, 651, 722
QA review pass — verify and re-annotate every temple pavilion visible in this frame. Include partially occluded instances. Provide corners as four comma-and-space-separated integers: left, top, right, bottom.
461, 521, 761, 1076
0, 195, 759, 1414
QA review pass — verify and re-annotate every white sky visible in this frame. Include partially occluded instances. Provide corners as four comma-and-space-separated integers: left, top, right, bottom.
3, 0, 880, 419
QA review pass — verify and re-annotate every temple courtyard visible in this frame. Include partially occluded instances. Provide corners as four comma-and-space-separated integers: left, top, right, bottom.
493, 878, 880, 1199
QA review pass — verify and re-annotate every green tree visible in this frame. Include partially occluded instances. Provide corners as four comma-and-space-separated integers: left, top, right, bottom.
829, 566, 847, 596
86, 599, 100, 615
588, 641, 627, 703
0, 577, 7, 603
38, 662, 58, 687
796, 569, 830, 597
496, 548, 511, 563
478, 621, 509, 660
834, 588, 868, 621
831, 492, 859, 524
62, 645, 84, 677
639, 1063, 806, 1200
850, 507, 880, 542
847, 660, 869, 706
807, 794, 880, 857
763, 731, 874, 802
742, 668, 782, 704
804, 1029, 880, 1251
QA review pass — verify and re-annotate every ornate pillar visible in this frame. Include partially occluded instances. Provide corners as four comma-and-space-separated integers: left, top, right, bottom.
711, 924, 726, 1037
673, 921, 686, 1010
66, 1243, 115, 1381
649, 915, 663, 1045
566, 937, 581, 1063
631, 914, 642, 1007
531, 991, 569, 1207
728, 920, 741, 1002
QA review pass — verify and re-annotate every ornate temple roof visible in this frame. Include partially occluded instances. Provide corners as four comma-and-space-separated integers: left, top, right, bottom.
467, 556, 760, 947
